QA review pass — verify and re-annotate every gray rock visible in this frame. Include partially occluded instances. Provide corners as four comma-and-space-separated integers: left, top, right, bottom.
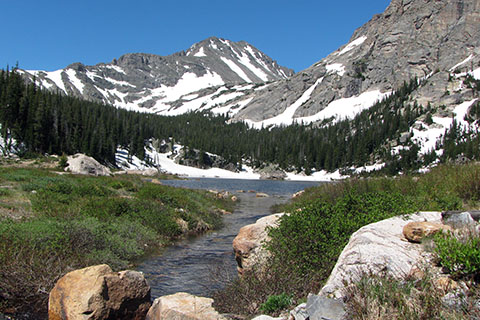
146, 292, 226, 320
306, 294, 346, 320
65, 153, 111, 176
257, 164, 287, 180
232, 213, 284, 275
442, 291, 467, 310
290, 303, 308, 320
442, 211, 477, 229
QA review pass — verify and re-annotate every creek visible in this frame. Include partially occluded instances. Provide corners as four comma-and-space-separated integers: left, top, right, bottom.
136, 178, 322, 299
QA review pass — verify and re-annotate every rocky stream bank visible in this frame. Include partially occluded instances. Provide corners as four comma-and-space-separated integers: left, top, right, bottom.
44, 209, 480, 320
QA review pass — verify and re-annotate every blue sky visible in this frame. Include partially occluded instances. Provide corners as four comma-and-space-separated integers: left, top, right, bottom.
1, 0, 390, 72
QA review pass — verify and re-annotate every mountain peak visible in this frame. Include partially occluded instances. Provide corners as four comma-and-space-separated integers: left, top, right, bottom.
20, 37, 293, 115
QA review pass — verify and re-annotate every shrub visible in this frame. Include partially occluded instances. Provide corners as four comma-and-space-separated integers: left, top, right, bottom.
266, 190, 417, 277
259, 293, 292, 314
434, 231, 480, 279
58, 153, 68, 168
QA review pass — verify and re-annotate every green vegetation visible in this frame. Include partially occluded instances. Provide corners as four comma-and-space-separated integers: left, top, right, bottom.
213, 163, 480, 317
0, 164, 232, 316
434, 231, 480, 279
259, 293, 292, 314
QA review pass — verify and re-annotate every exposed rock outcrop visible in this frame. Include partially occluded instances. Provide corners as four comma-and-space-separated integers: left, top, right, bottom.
256, 164, 287, 180
146, 292, 225, 320
65, 153, 111, 176
235, 0, 480, 124
233, 213, 284, 275
48, 264, 151, 320
319, 211, 444, 298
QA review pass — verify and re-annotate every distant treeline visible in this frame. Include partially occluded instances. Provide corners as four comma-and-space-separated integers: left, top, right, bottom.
1, 67, 477, 173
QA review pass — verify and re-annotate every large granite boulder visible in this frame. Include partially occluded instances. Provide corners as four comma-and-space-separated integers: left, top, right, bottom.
146, 292, 225, 320
48, 264, 151, 320
319, 211, 443, 298
65, 153, 111, 176
233, 213, 284, 275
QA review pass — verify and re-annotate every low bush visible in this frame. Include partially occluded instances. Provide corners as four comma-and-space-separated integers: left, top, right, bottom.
259, 293, 292, 314
266, 190, 417, 280
434, 231, 480, 279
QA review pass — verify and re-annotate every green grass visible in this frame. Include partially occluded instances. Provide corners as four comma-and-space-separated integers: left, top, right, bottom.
0, 165, 232, 316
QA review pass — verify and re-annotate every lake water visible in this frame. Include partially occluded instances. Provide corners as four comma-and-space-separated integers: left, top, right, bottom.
136, 178, 321, 298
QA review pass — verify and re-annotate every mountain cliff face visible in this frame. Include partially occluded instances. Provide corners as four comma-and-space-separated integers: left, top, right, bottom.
20, 37, 293, 115
234, 0, 480, 127
19, 0, 480, 135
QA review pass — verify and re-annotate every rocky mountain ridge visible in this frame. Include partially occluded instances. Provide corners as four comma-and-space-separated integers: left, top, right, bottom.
20, 0, 480, 130
19, 37, 293, 115
235, 0, 480, 127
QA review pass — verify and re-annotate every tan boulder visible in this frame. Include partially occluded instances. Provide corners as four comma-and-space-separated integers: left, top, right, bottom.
48, 264, 151, 320
256, 192, 269, 198
292, 190, 305, 198
435, 277, 459, 293
233, 213, 283, 275
403, 221, 451, 243
146, 292, 226, 320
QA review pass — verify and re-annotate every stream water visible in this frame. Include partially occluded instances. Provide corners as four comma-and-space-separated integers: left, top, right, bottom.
136, 178, 322, 299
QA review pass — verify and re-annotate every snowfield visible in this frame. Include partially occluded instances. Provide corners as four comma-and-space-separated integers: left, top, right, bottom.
115, 144, 344, 181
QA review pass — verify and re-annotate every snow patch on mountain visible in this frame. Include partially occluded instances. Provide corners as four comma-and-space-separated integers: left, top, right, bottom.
299, 90, 389, 124
220, 57, 251, 83
45, 70, 66, 93
449, 54, 474, 71
473, 67, 480, 80
214, 97, 254, 116
65, 69, 84, 94
245, 78, 324, 128
237, 51, 269, 82
326, 63, 346, 76
128, 71, 224, 113
194, 47, 207, 57
338, 36, 367, 55
410, 99, 478, 155
106, 65, 126, 74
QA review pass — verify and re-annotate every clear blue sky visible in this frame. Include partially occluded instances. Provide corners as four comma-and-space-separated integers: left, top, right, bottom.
1, 0, 390, 73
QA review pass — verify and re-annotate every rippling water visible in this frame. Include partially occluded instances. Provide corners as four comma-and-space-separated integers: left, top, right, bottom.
136, 178, 322, 298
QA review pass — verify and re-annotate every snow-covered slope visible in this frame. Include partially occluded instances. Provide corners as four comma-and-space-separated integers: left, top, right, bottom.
115, 143, 344, 181
20, 37, 293, 116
